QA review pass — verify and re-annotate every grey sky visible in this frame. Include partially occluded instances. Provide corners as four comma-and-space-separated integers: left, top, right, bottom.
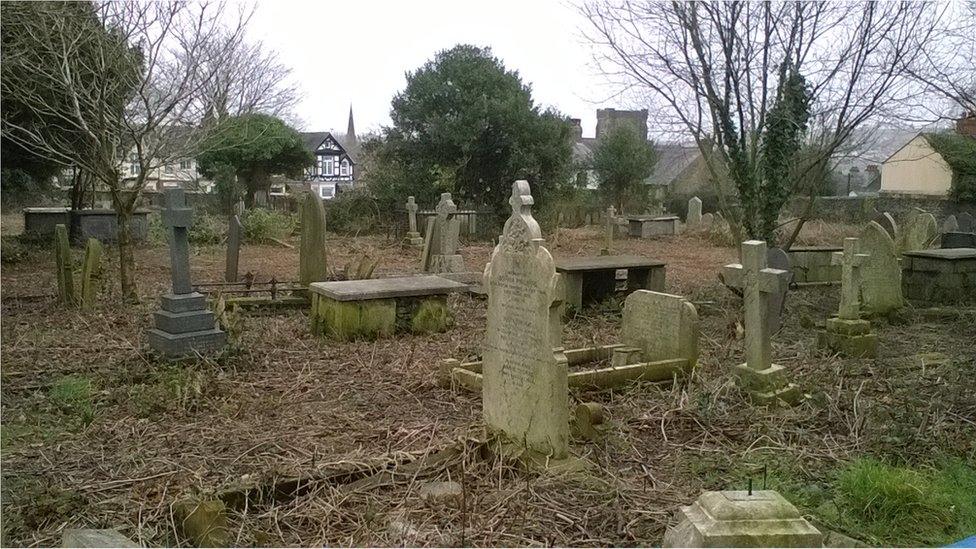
248, 0, 616, 137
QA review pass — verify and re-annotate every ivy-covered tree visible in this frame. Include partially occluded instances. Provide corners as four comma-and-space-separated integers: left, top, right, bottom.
366, 45, 573, 214
591, 123, 657, 213
197, 114, 313, 207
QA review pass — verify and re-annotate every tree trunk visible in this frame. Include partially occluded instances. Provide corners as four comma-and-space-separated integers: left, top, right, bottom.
116, 206, 138, 302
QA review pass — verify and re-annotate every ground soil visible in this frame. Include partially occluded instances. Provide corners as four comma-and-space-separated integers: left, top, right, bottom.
1, 216, 974, 547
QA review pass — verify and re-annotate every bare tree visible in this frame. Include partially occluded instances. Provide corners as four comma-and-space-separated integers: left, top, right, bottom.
2, 1, 246, 300
200, 32, 302, 125
580, 1, 945, 245
906, 1, 976, 118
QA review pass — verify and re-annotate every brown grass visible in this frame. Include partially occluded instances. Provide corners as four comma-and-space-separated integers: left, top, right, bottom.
2, 218, 973, 547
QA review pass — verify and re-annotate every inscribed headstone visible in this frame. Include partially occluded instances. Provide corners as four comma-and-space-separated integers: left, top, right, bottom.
482, 181, 568, 458
621, 290, 699, 366
857, 221, 903, 314
225, 214, 242, 283
899, 212, 937, 252
299, 191, 328, 285
687, 197, 702, 228
957, 212, 976, 233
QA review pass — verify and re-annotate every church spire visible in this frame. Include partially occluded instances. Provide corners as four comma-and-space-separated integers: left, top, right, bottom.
346, 105, 357, 144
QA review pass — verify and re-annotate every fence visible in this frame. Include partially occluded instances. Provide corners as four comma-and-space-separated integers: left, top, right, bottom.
389, 208, 501, 242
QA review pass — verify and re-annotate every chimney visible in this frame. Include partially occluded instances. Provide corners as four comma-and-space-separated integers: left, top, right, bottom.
956, 111, 976, 138
569, 118, 583, 140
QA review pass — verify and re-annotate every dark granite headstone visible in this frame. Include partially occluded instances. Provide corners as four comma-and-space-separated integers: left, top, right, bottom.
957, 212, 975, 233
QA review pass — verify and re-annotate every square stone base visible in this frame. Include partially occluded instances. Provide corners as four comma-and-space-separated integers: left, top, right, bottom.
160, 292, 207, 313
405, 232, 423, 247
734, 363, 801, 406
817, 318, 877, 358
663, 490, 823, 548
148, 328, 227, 357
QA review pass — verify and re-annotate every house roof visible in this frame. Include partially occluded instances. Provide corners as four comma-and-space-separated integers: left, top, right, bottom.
923, 132, 976, 178
650, 144, 701, 186
300, 131, 359, 163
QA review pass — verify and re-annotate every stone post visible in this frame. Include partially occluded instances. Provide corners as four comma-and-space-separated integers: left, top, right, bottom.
299, 191, 329, 285
54, 224, 76, 305
687, 196, 702, 228
79, 238, 103, 309
225, 214, 243, 283
601, 205, 616, 256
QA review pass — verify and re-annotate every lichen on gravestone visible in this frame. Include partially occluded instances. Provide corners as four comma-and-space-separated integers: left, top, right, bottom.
299, 191, 328, 286
54, 224, 76, 305
79, 238, 103, 309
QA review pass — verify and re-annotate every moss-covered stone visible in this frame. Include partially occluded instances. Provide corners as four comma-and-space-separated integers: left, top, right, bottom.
54, 224, 76, 305
409, 298, 453, 334
173, 499, 230, 547
79, 238, 103, 310
316, 297, 396, 341
817, 329, 878, 358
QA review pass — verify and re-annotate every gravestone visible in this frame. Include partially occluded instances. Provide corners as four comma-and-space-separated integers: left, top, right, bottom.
621, 290, 699, 367
942, 215, 959, 234
601, 205, 616, 256
423, 193, 464, 273
79, 238, 103, 310
687, 196, 703, 228
147, 189, 227, 357
857, 221, 903, 315
299, 191, 329, 285
721, 241, 798, 405
721, 247, 791, 335
873, 211, 898, 240
225, 214, 242, 283
958, 212, 976, 233
404, 196, 423, 247
899, 212, 937, 252
817, 238, 877, 357
54, 224, 76, 305
699, 213, 715, 229
662, 490, 822, 548
482, 181, 569, 458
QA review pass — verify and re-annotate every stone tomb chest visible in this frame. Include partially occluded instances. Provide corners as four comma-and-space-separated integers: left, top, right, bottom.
554, 255, 666, 310
901, 248, 976, 305
787, 246, 841, 284
309, 275, 468, 340
626, 215, 681, 238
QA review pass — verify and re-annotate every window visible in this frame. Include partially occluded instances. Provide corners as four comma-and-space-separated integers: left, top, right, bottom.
319, 184, 335, 199
180, 160, 191, 170
164, 164, 174, 174
339, 159, 349, 176
324, 157, 334, 176
129, 153, 140, 175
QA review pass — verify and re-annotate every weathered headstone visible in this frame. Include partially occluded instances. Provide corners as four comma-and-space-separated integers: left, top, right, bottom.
54, 224, 76, 305
224, 214, 243, 283
482, 181, 568, 458
817, 237, 877, 357
721, 241, 798, 405
404, 196, 423, 247
79, 238, 103, 310
957, 212, 976, 233
721, 246, 791, 335
699, 212, 715, 229
899, 212, 937, 252
873, 211, 898, 240
857, 221, 903, 315
942, 214, 959, 234
600, 205, 616, 256
621, 290, 699, 367
687, 196, 703, 228
299, 191, 328, 285
423, 193, 464, 273
662, 490, 822, 548
147, 189, 227, 357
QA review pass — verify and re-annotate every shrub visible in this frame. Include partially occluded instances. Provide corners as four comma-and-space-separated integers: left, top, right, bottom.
188, 213, 226, 245
241, 208, 296, 243
1, 236, 29, 264
325, 189, 380, 234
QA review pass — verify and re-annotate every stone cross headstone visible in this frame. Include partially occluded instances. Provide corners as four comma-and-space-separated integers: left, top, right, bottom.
857, 221, 903, 314
832, 238, 869, 320
424, 193, 464, 273
721, 246, 791, 335
148, 188, 226, 357
404, 196, 423, 247
942, 214, 959, 234
899, 211, 937, 252
721, 240, 797, 404
957, 212, 975, 233
482, 180, 568, 458
621, 290, 699, 367
687, 196, 702, 228
299, 191, 328, 285
601, 205, 616, 256
225, 214, 243, 283
162, 188, 193, 295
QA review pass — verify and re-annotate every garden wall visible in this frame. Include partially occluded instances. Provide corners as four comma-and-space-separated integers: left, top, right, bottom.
786, 193, 976, 224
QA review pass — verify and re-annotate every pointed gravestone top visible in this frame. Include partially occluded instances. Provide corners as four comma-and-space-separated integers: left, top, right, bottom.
957, 212, 975, 233
873, 212, 898, 240
687, 196, 703, 227
857, 221, 902, 314
162, 188, 194, 295
942, 214, 959, 234
900, 212, 937, 252
482, 180, 567, 458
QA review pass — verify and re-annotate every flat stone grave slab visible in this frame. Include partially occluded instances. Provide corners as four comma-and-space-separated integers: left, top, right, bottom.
902, 248, 976, 305
555, 255, 666, 310
309, 275, 468, 340
625, 215, 680, 238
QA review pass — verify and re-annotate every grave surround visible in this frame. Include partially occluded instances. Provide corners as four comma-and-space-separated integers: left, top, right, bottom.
901, 247, 976, 305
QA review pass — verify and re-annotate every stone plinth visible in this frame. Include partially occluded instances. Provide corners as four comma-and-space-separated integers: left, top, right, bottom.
663, 490, 823, 548
554, 255, 666, 310
901, 248, 976, 305
787, 246, 841, 284
23, 207, 70, 238
626, 215, 680, 237
817, 317, 877, 358
309, 275, 467, 340
148, 293, 226, 357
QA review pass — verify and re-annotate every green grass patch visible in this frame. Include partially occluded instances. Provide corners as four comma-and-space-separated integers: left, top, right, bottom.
48, 375, 95, 427
128, 366, 207, 418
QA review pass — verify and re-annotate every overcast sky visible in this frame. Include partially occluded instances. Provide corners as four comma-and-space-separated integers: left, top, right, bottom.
248, 0, 619, 137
